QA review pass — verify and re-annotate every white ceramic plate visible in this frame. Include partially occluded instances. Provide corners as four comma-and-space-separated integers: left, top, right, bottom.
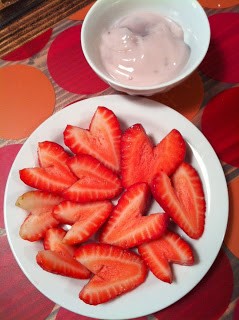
4, 95, 228, 319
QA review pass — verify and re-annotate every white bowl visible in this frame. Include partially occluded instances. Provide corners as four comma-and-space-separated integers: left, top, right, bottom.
81, 0, 210, 96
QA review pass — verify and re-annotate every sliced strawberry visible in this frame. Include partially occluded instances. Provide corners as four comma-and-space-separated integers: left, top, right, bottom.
38, 141, 70, 167
100, 183, 168, 248
121, 124, 153, 188
62, 154, 122, 202
44, 227, 75, 257
171, 162, 206, 238
121, 124, 186, 188
15, 190, 63, 215
152, 129, 186, 177
36, 250, 90, 279
55, 201, 113, 245
138, 230, 194, 283
74, 243, 147, 305
151, 162, 206, 239
53, 200, 112, 225
38, 141, 77, 182
19, 211, 59, 241
19, 166, 75, 194
64, 106, 121, 172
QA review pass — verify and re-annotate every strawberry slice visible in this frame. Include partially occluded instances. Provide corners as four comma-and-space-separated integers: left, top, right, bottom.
64, 106, 121, 172
152, 128, 186, 177
138, 230, 194, 283
121, 124, 186, 188
36, 250, 90, 279
100, 183, 168, 248
74, 243, 147, 305
151, 162, 206, 239
19, 211, 59, 241
19, 166, 75, 194
62, 154, 122, 202
38, 141, 71, 167
53, 200, 112, 225
53, 201, 113, 245
44, 227, 75, 257
15, 190, 63, 215
121, 124, 153, 187
38, 141, 77, 182
171, 162, 206, 238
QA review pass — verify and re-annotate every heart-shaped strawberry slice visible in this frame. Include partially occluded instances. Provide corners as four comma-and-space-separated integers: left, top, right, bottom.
43, 227, 76, 257
53, 200, 113, 245
64, 106, 121, 172
74, 243, 147, 305
19, 166, 77, 194
100, 182, 168, 248
121, 124, 186, 188
38, 141, 77, 182
19, 141, 77, 194
36, 250, 90, 279
151, 162, 206, 239
62, 154, 122, 202
138, 230, 194, 283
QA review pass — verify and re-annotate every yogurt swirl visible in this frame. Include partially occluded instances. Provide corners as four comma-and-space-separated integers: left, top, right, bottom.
99, 12, 190, 86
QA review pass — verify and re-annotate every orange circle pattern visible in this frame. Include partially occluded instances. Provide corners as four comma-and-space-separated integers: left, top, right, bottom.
198, 0, 239, 8
69, 2, 95, 20
151, 71, 204, 121
0, 65, 55, 140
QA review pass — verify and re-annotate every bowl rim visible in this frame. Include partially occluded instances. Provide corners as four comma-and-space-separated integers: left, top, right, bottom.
81, 0, 211, 91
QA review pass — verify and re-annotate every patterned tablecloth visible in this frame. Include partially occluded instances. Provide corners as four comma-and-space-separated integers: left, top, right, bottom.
1, 1, 239, 319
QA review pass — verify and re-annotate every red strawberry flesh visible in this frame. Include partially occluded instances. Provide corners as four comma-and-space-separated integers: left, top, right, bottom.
53, 200, 112, 225
36, 250, 90, 279
38, 141, 77, 182
19, 166, 75, 194
15, 190, 63, 214
44, 227, 75, 257
121, 124, 153, 187
138, 230, 194, 283
58, 201, 113, 245
19, 211, 59, 241
100, 182, 168, 248
121, 124, 186, 188
63, 106, 121, 172
152, 129, 186, 177
38, 141, 70, 167
74, 243, 147, 305
171, 162, 206, 238
151, 162, 206, 239
62, 154, 122, 202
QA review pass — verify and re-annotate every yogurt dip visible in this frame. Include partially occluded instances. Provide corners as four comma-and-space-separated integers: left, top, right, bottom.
99, 12, 190, 86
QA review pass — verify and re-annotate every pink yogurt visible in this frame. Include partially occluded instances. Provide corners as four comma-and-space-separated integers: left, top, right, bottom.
99, 12, 190, 87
